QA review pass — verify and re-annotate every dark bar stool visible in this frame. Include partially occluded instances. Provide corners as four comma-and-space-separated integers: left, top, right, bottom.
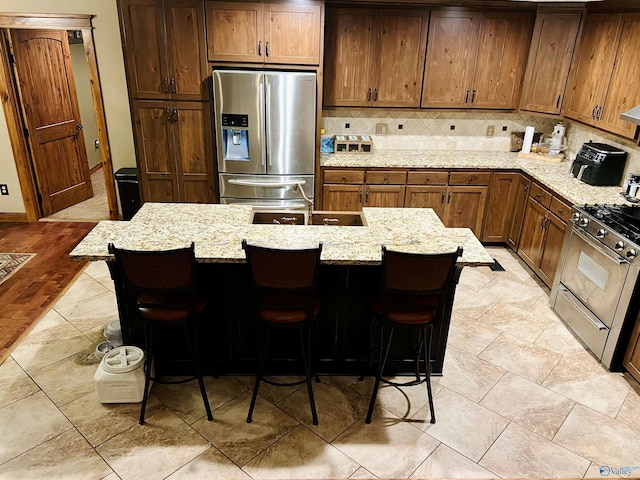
108, 242, 213, 425
242, 239, 323, 426
366, 245, 463, 424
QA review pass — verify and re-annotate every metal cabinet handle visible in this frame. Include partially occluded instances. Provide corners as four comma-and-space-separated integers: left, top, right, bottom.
367, 89, 372, 101
265, 41, 269, 57
172, 108, 178, 123
258, 41, 262, 56
165, 107, 172, 122
524, 184, 529, 197
471, 90, 476, 103
359, 189, 363, 204
592, 105, 598, 120
163, 77, 169, 93
365, 189, 369, 203
468, 176, 473, 184
556, 95, 561, 109
465, 90, 469, 103
596, 105, 603, 121
441, 191, 445, 203
169, 78, 176, 94
447, 192, 451, 204
373, 88, 378, 102
540, 216, 546, 229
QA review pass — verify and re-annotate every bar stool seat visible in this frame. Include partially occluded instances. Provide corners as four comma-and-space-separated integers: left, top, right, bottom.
242, 239, 323, 426
108, 242, 213, 425
366, 246, 463, 424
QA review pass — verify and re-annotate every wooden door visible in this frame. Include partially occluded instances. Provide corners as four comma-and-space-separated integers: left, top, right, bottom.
623, 312, 640, 382
506, 174, 531, 251
164, 0, 209, 100
404, 185, 446, 219
264, 3, 322, 65
519, 12, 582, 114
205, 2, 263, 62
564, 14, 621, 126
323, 8, 376, 107
119, 0, 169, 99
11, 29, 93, 216
517, 196, 547, 272
172, 101, 215, 203
538, 213, 567, 287
365, 185, 405, 207
471, 12, 533, 109
598, 14, 640, 139
322, 184, 362, 210
132, 100, 178, 202
482, 172, 519, 243
422, 11, 479, 108
373, 10, 428, 107
444, 186, 488, 237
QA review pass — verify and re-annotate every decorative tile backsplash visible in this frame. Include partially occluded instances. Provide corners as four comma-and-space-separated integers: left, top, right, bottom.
321, 109, 640, 177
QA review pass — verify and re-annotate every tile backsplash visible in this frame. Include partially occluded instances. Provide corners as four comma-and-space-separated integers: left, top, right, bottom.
321, 109, 640, 180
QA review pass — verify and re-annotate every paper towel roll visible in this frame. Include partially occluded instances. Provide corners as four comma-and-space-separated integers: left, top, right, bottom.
522, 126, 535, 154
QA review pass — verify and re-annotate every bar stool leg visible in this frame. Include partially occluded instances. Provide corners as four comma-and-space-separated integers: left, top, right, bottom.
139, 322, 154, 425
299, 327, 318, 425
183, 324, 213, 421
423, 325, 435, 424
366, 325, 394, 424
247, 326, 271, 423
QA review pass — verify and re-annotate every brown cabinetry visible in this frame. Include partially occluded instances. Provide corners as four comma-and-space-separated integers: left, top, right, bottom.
506, 174, 531, 251
322, 169, 406, 210
206, 1, 322, 65
422, 11, 533, 109
324, 8, 428, 107
518, 182, 570, 287
519, 12, 582, 115
119, 0, 216, 204
483, 172, 525, 243
564, 13, 640, 139
624, 312, 640, 382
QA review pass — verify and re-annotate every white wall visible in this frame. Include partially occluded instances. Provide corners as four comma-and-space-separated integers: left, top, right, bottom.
0, 0, 135, 215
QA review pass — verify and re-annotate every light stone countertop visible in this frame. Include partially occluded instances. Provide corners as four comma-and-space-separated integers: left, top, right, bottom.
321, 150, 630, 206
70, 203, 493, 266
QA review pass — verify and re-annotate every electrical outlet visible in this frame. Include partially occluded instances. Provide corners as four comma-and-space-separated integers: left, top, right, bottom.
502, 125, 508, 132
398, 124, 403, 130
0, 184, 8, 195
345, 123, 350, 129
375, 123, 388, 135
486, 125, 495, 137
450, 125, 455, 131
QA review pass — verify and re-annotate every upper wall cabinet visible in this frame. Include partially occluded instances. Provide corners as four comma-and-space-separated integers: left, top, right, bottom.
564, 13, 640, 140
206, 1, 323, 65
519, 12, 582, 115
323, 8, 428, 107
421, 11, 533, 110
119, 0, 209, 101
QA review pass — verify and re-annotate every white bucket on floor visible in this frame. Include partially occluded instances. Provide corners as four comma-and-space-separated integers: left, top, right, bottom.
94, 346, 147, 403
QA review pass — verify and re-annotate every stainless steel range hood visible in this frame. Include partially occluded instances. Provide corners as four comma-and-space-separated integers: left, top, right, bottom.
621, 105, 640, 125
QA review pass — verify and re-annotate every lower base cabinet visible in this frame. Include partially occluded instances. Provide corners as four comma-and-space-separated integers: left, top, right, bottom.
624, 312, 640, 383
483, 172, 530, 245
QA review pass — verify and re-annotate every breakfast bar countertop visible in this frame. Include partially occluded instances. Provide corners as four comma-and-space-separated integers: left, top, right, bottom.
69, 203, 493, 267
321, 150, 629, 206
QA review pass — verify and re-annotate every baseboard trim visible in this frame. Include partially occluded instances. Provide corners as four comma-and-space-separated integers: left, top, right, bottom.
89, 163, 102, 175
0, 212, 29, 222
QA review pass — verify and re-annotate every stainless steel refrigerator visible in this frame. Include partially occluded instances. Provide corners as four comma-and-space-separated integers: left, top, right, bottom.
212, 69, 316, 208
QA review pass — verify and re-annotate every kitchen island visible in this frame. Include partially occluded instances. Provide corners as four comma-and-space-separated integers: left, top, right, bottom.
71, 203, 493, 376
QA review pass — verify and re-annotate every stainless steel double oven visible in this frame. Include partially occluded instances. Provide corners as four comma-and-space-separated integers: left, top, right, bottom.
551, 204, 640, 369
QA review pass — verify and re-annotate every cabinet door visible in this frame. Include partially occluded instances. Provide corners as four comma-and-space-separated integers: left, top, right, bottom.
132, 100, 179, 202
538, 213, 567, 287
482, 172, 519, 243
623, 313, 640, 382
119, 0, 169, 100
165, 0, 209, 100
323, 9, 375, 107
373, 10, 428, 107
444, 186, 488, 238
519, 12, 582, 114
471, 12, 533, 109
564, 14, 621, 126
205, 2, 263, 62
264, 3, 322, 65
506, 175, 531, 251
404, 185, 446, 219
322, 184, 362, 211
422, 11, 479, 108
172, 102, 215, 203
598, 14, 640, 139
518, 197, 547, 272
365, 185, 405, 207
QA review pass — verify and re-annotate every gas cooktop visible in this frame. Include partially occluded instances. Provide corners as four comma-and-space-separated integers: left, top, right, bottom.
580, 204, 640, 246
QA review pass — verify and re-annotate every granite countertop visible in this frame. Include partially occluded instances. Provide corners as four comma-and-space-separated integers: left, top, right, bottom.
70, 203, 493, 267
321, 150, 630, 206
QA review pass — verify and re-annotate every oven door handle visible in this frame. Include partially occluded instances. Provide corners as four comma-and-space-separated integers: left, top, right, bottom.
572, 227, 629, 266
558, 284, 608, 331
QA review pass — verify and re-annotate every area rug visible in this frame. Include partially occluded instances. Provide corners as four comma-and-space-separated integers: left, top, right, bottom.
0, 253, 35, 286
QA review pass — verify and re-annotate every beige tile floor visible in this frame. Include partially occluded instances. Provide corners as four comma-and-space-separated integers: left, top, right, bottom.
2, 246, 640, 479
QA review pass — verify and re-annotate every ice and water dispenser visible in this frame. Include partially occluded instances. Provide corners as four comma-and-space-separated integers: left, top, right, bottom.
221, 113, 249, 161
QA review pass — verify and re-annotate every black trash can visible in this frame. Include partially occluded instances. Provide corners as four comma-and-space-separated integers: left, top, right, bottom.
114, 168, 141, 221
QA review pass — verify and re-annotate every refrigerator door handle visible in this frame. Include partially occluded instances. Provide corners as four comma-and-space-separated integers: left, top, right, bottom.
259, 80, 266, 167
228, 179, 306, 188
265, 80, 272, 167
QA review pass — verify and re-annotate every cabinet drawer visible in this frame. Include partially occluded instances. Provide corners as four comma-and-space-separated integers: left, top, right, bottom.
365, 170, 407, 185
550, 197, 571, 223
529, 183, 552, 209
407, 171, 448, 185
324, 169, 365, 184
449, 171, 491, 185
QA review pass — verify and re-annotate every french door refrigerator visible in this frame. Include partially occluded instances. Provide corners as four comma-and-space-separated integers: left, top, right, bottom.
212, 69, 316, 208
